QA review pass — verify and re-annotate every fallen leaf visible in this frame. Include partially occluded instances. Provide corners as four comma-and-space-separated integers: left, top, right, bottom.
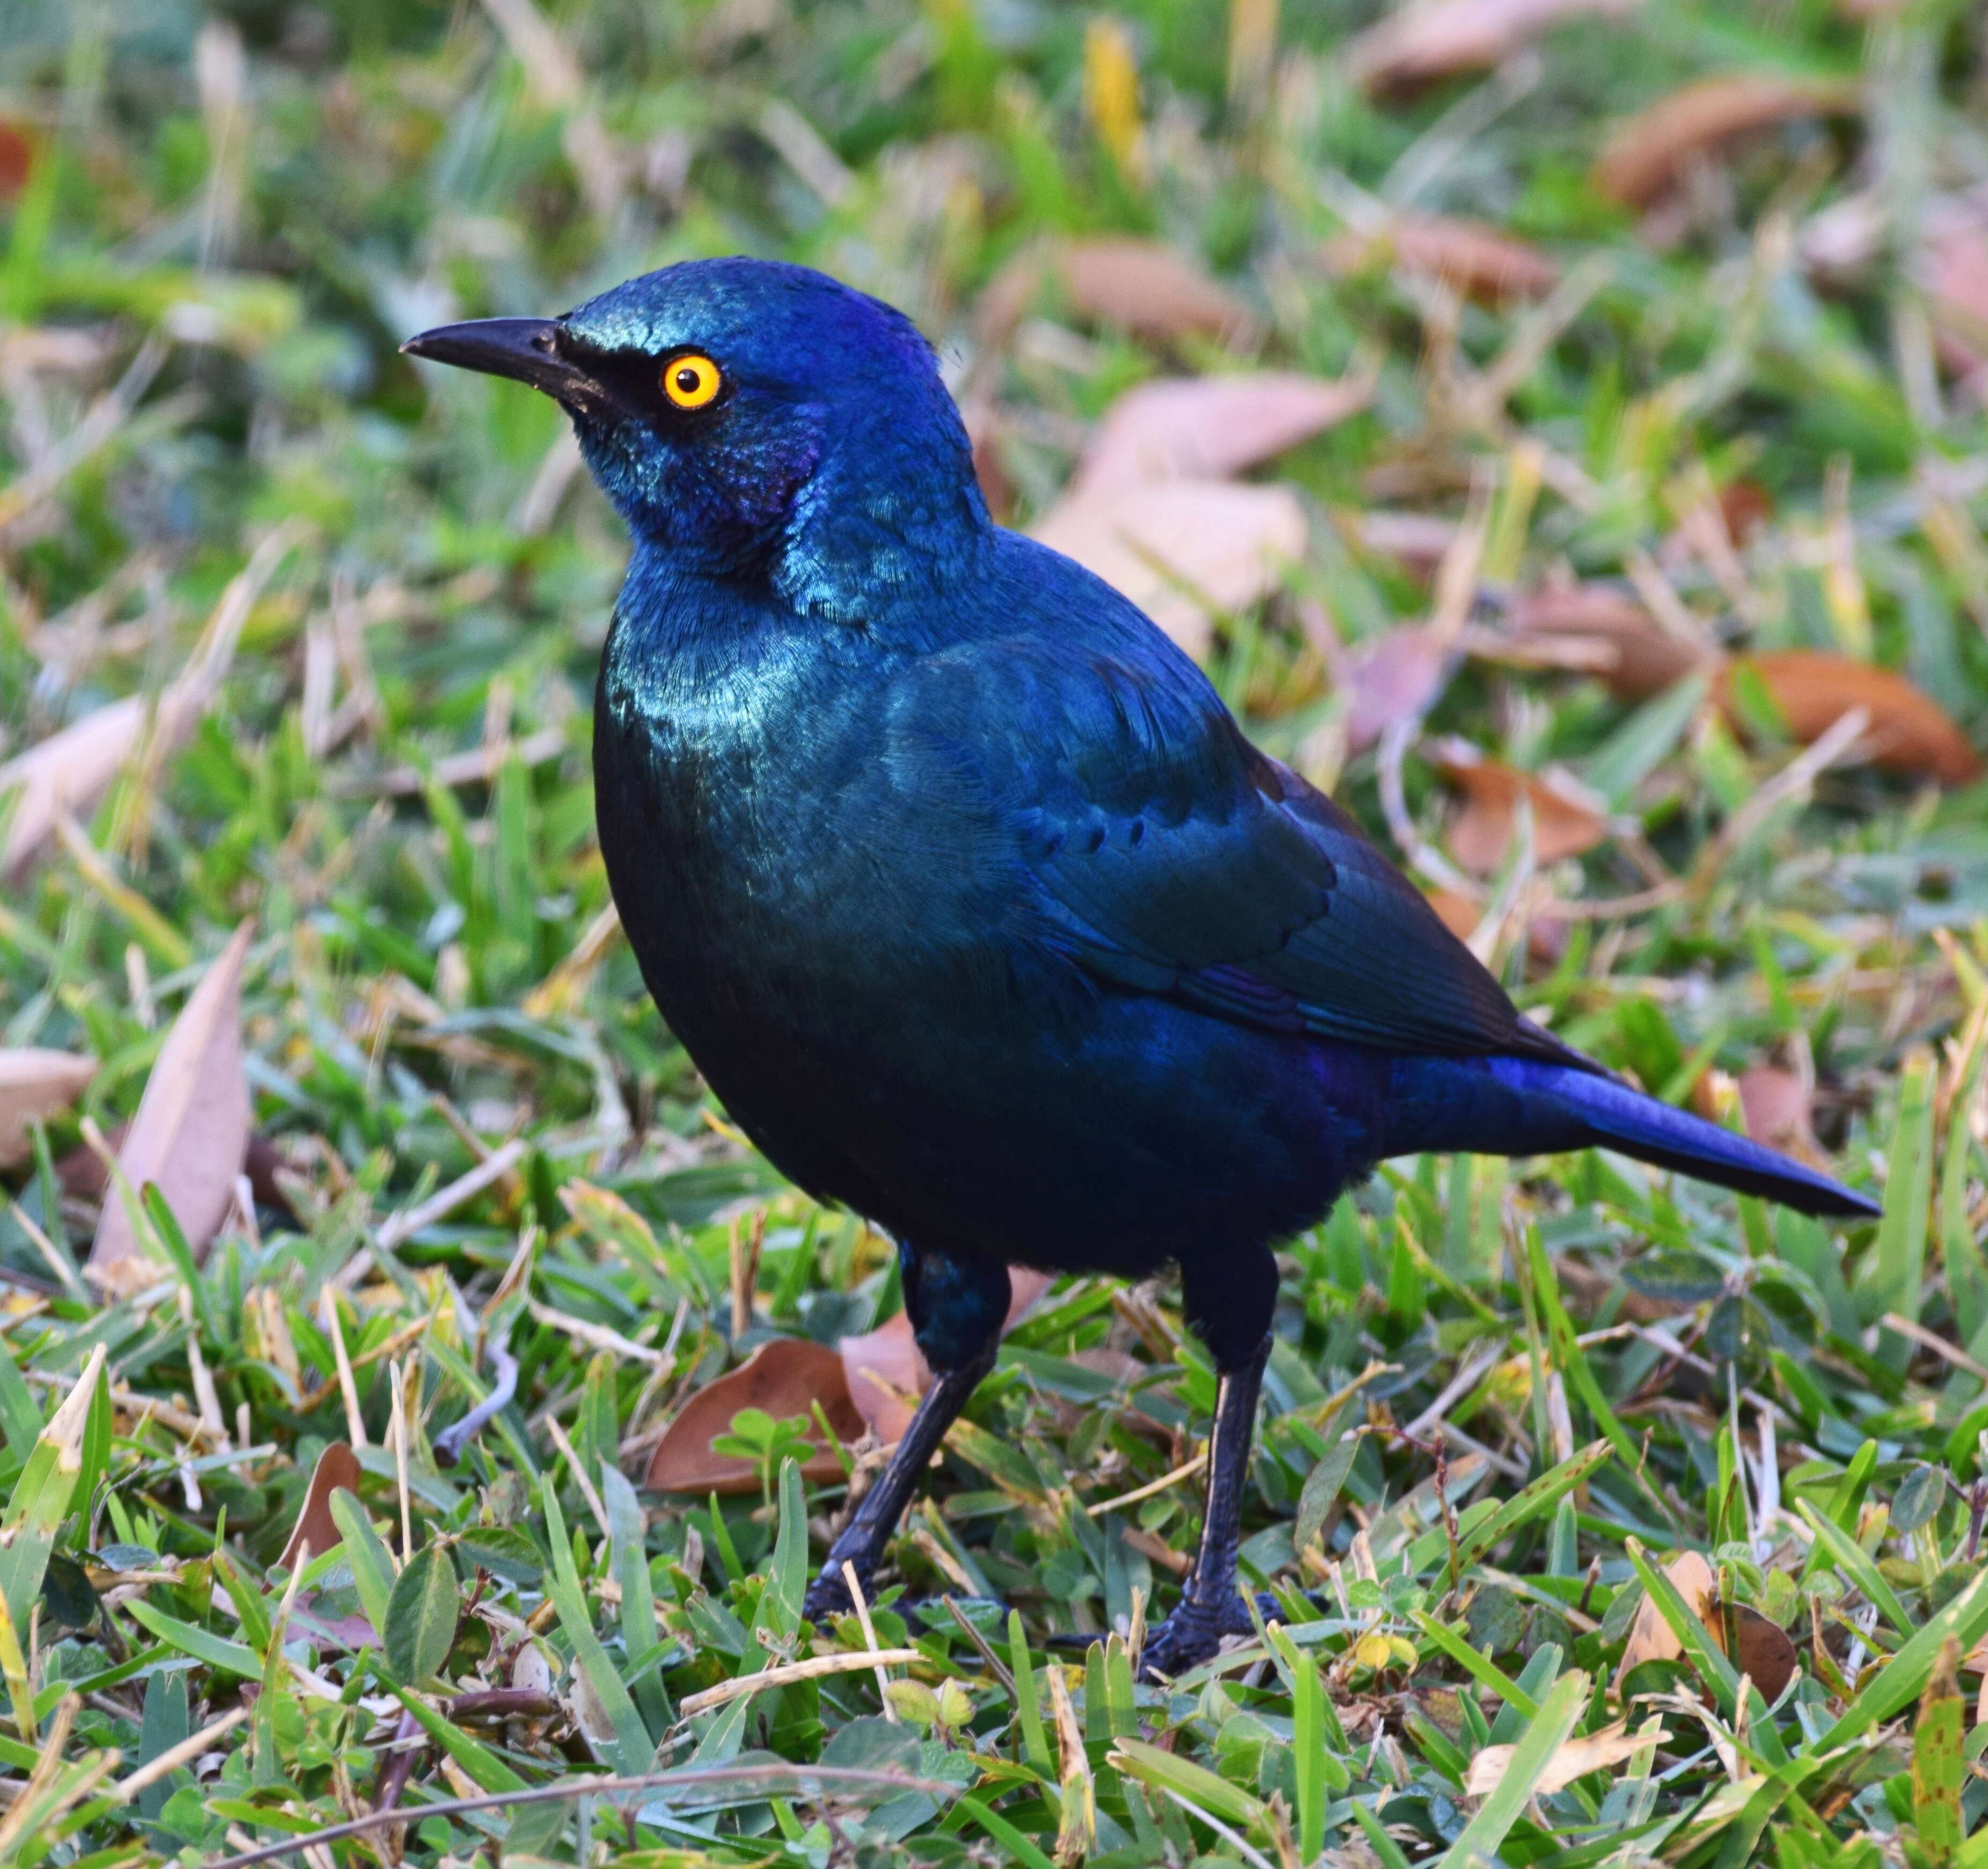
1342, 509, 1460, 582
1033, 480, 1307, 660
279, 1441, 363, 1571
1507, 581, 1712, 701
1344, 0, 1638, 96
0, 123, 34, 200
2, 532, 295, 878
1325, 215, 1560, 301
0, 696, 148, 880
960, 396, 1014, 523
1594, 74, 1860, 211
1736, 1066, 1815, 1155
1070, 373, 1370, 504
1716, 651, 1981, 785
56, 1125, 291, 1224
1059, 237, 1254, 345
1432, 740, 1611, 873
840, 1268, 1055, 1443
1466, 1718, 1667, 1798
1707, 1599, 1799, 1702
1427, 888, 1570, 964
1341, 627, 1456, 752
1920, 196, 1988, 377
88, 920, 254, 1293
645, 1340, 867, 1494
1616, 1548, 1715, 1686
0, 1050, 96, 1168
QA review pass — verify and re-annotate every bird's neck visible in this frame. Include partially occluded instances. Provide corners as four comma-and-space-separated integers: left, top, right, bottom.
768, 453, 991, 623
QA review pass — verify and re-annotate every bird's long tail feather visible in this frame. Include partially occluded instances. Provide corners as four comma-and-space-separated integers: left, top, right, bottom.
1390, 1053, 1879, 1219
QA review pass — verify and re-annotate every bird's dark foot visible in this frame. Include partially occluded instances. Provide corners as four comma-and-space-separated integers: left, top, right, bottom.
1136, 1588, 1279, 1681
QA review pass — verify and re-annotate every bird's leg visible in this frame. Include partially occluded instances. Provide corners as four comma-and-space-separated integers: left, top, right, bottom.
1136, 1332, 1272, 1679
802, 1243, 1008, 1624
1139, 1248, 1278, 1680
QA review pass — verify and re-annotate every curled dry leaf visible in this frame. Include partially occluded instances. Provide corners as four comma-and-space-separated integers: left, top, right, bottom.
280, 1440, 363, 1572
644, 1338, 866, 1495
841, 1267, 1054, 1442
1508, 582, 1712, 701
1466, 1718, 1667, 1799
1070, 373, 1370, 505
0, 1049, 97, 1168
1324, 215, 1560, 302
1717, 650, 1981, 785
1432, 740, 1611, 874
1033, 480, 1307, 661
1344, 0, 1637, 96
1594, 74, 1860, 211
88, 919, 254, 1294
1616, 1548, 1715, 1687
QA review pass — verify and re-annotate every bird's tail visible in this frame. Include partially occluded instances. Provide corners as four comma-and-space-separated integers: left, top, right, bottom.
1387, 1052, 1879, 1220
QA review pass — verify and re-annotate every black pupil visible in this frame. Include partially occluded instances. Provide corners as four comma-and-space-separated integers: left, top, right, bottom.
676, 365, 701, 393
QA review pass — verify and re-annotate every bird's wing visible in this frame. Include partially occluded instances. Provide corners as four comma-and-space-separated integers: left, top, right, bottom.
890, 618, 1581, 1065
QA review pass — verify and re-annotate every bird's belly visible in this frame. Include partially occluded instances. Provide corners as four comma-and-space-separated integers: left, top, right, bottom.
594, 679, 1382, 1269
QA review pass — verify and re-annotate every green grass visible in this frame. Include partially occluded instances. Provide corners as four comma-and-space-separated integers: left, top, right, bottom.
4, 0, 1988, 1863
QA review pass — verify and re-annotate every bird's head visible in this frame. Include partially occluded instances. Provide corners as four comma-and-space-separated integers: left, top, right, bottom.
402, 258, 987, 614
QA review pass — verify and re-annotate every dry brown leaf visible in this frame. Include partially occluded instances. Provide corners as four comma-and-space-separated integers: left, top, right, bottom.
1341, 627, 1455, 752
1325, 215, 1559, 301
1708, 1600, 1799, 1701
279, 1441, 362, 1571
1070, 373, 1370, 504
1059, 237, 1254, 345
1432, 740, 1611, 874
1594, 74, 1859, 210
0, 696, 147, 879
1345, 0, 1637, 95
1465, 1717, 1666, 1798
1718, 650, 1981, 785
1736, 1065, 1815, 1155
1617, 1548, 1715, 1686
1921, 197, 1988, 377
841, 1268, 1054, 1442
1508, 582, 1713, 701
644, 1338, 867, 1495
0, 1049, 96, 1168
2, 531, 296, 877
1033, 480, 1307, 660
0, 123, 33, 200
1427, 888, 1570, 963
88, 919, 254, 1293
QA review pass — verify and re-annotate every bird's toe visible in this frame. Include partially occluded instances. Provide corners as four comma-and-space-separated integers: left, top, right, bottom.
802, 1567, 857, 1624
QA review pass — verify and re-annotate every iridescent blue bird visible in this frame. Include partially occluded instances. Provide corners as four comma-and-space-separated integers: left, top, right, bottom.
406, 260, 1876, 1674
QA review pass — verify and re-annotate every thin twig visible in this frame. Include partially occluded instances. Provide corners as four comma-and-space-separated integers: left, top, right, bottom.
678, 1648, 926, 1718
201, 1763, 957, 1869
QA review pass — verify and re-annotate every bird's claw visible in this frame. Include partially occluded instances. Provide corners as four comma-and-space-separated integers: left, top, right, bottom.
802, 1564, 861, 1625
1137, 1589, 1281, 1682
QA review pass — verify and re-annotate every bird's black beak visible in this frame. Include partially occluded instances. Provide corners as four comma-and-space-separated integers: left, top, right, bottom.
401, 317, 603, 407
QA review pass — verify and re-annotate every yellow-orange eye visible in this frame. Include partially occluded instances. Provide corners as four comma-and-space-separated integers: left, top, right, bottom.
662, 352, 722, 410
